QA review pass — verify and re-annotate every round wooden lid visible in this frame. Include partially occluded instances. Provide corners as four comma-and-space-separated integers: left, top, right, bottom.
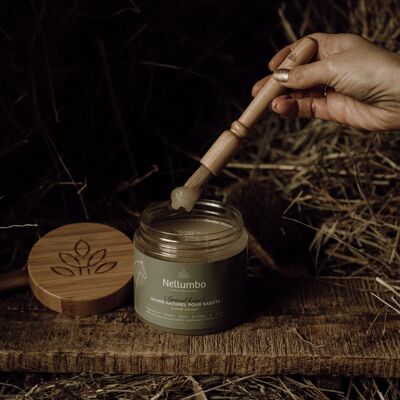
28, 222, 133, 315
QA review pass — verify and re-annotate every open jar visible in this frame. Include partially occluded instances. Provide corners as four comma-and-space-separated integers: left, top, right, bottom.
133, 199, 248, 335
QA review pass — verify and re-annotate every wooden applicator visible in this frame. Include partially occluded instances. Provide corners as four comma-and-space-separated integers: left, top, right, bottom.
170, 37, 318, 211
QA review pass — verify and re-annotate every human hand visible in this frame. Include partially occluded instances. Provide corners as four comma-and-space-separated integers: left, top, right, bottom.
252, 33, 400, 131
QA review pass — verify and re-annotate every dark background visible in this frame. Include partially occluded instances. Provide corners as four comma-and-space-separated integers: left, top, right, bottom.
1, 0, 284, 213
0, 0, 343, 270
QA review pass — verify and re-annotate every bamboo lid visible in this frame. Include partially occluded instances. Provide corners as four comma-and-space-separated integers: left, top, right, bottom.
28, 222, 133, 315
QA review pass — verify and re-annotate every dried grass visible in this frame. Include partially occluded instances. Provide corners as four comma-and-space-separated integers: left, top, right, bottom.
1, 0, 400, 398
2, 372, 399, 399
2, 373, 393, 399
232, 120, 400, 279
227, 0, 400, 280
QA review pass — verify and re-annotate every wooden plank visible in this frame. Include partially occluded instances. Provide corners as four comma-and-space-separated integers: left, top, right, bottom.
0, 277, 399, 377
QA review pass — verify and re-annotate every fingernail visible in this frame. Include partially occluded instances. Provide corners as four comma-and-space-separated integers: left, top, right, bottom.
269, 100, 277, 112
273, 68, 290, 83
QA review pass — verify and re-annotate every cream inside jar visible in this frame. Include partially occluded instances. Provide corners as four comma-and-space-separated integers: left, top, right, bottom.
133, 200, 248, 335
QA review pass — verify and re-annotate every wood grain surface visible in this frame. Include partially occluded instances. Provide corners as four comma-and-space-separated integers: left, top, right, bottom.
0, 277, 399, 377
27, 222, 133, 315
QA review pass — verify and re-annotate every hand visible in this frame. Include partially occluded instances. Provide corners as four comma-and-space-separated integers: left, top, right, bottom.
252, 33, 400, 131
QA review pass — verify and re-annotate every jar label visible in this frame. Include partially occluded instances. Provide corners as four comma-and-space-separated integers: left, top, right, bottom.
133, 246, 247, 333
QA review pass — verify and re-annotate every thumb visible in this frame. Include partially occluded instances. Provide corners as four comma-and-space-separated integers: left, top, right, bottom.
273, 61, 332, 90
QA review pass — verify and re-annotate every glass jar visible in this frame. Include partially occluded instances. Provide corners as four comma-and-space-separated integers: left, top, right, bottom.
133, 199, 248, 335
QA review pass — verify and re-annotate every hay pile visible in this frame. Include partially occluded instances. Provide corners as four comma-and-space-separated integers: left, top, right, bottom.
230, 119, 400, 279
226, 0, 400, 280
2, 0, 400, 398
2, 372, 399, 399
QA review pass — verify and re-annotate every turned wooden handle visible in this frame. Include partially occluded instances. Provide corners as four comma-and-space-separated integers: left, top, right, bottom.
0, 269, 29, 293
239, 37, 317, 127
201, 37, 317, 175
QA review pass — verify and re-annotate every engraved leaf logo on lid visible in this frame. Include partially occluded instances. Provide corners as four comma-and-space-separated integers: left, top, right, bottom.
51, 266, 75, 276
51, 239, 117, 276
59, 252, 80, 268
87, 249, 107, 267
74, 239, 90, 258
95, 261, 117, 274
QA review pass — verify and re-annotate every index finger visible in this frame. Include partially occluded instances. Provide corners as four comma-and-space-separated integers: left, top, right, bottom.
268, 33, 367, 71
268, 34, 323, 71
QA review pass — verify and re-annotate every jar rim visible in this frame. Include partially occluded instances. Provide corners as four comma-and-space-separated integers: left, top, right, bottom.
134, 199, 246, 261
139, 199, 242, 240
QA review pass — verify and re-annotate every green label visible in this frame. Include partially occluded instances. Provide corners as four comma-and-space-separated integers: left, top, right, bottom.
133, 246, 247, 333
